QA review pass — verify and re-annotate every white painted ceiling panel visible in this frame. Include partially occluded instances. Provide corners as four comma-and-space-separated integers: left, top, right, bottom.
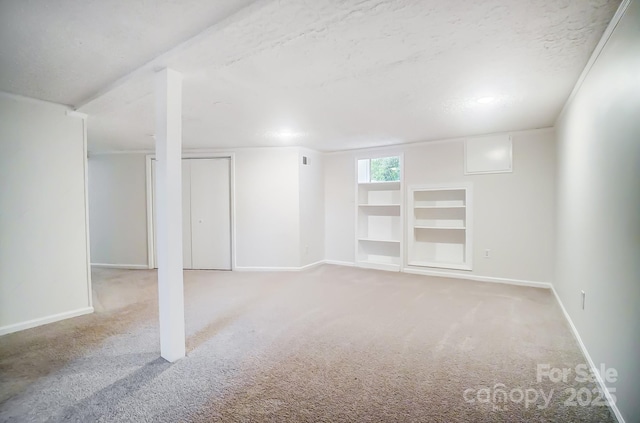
0, 0, 621, 151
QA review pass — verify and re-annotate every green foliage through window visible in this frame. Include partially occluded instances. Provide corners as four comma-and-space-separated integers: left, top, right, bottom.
370, 156, 400, 182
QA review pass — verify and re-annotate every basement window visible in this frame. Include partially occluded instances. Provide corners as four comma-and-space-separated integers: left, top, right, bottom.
358, 156, 400, 183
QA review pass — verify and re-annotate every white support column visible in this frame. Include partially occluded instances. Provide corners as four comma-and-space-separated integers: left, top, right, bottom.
155, 68, 185, 362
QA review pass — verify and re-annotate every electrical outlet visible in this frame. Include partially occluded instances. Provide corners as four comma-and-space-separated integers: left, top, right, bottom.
305, 245, 309, 255
581, 291, 586, 310
484, 249, 491, 258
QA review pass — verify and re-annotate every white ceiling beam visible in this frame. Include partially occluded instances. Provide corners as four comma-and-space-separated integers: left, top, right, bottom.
74, 0, 266, 112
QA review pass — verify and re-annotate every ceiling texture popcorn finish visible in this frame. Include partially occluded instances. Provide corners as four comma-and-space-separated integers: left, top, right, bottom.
0, 0, 257, 106
0, 0, 621, 152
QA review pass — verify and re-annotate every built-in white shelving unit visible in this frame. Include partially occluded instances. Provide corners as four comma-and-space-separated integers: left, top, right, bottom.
356, 159, 403, 272
407, 184, 472, 271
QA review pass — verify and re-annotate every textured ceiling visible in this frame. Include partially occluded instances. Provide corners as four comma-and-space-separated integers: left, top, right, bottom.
0, 0, 621, 152
0, 0, 256, 106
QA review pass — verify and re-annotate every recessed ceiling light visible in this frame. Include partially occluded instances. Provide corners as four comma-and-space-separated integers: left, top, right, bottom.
266, 128, 306, 141
477, 96, 495, 104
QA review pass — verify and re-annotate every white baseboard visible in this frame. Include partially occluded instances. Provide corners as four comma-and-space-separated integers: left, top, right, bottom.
300, 260, 325, 270
91, 263, 150, 270
0, 307, 94, 336
402, 267, 552, 289
91, 260, 550, 291
357, 261, 401, 272
235, 266, 303, 272
235, 260, 325, 272
322, 261, 551, 289
551, 287, 624, 423
324, 260, 355, 267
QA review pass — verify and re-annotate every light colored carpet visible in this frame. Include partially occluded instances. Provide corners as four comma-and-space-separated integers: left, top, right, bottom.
0, 265, 616, 422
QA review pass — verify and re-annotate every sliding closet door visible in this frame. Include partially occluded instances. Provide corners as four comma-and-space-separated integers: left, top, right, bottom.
181, 160, 193, 269
189, 158, 231, 270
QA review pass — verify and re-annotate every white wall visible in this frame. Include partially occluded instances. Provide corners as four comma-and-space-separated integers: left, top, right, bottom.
234, 148, 301, 268
299, 149, 325, 266
325, 128, 556, 284
324, 152, 356, 265
88, 153, 148, 267
88, 148, 307, 269
555, 1, 640, 421
0, 94, 91, 333
92, 130, 555, 283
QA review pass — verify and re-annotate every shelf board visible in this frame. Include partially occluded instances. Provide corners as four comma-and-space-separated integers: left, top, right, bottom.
359, 204, 401, 207
358, 181, 401, 190
414, 226, 466, 230
358, 238, 401, 243
414, 205, 465, 209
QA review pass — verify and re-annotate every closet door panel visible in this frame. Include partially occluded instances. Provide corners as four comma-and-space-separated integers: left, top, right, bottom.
190, 158, 231, 270
182, 160, 193, 269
